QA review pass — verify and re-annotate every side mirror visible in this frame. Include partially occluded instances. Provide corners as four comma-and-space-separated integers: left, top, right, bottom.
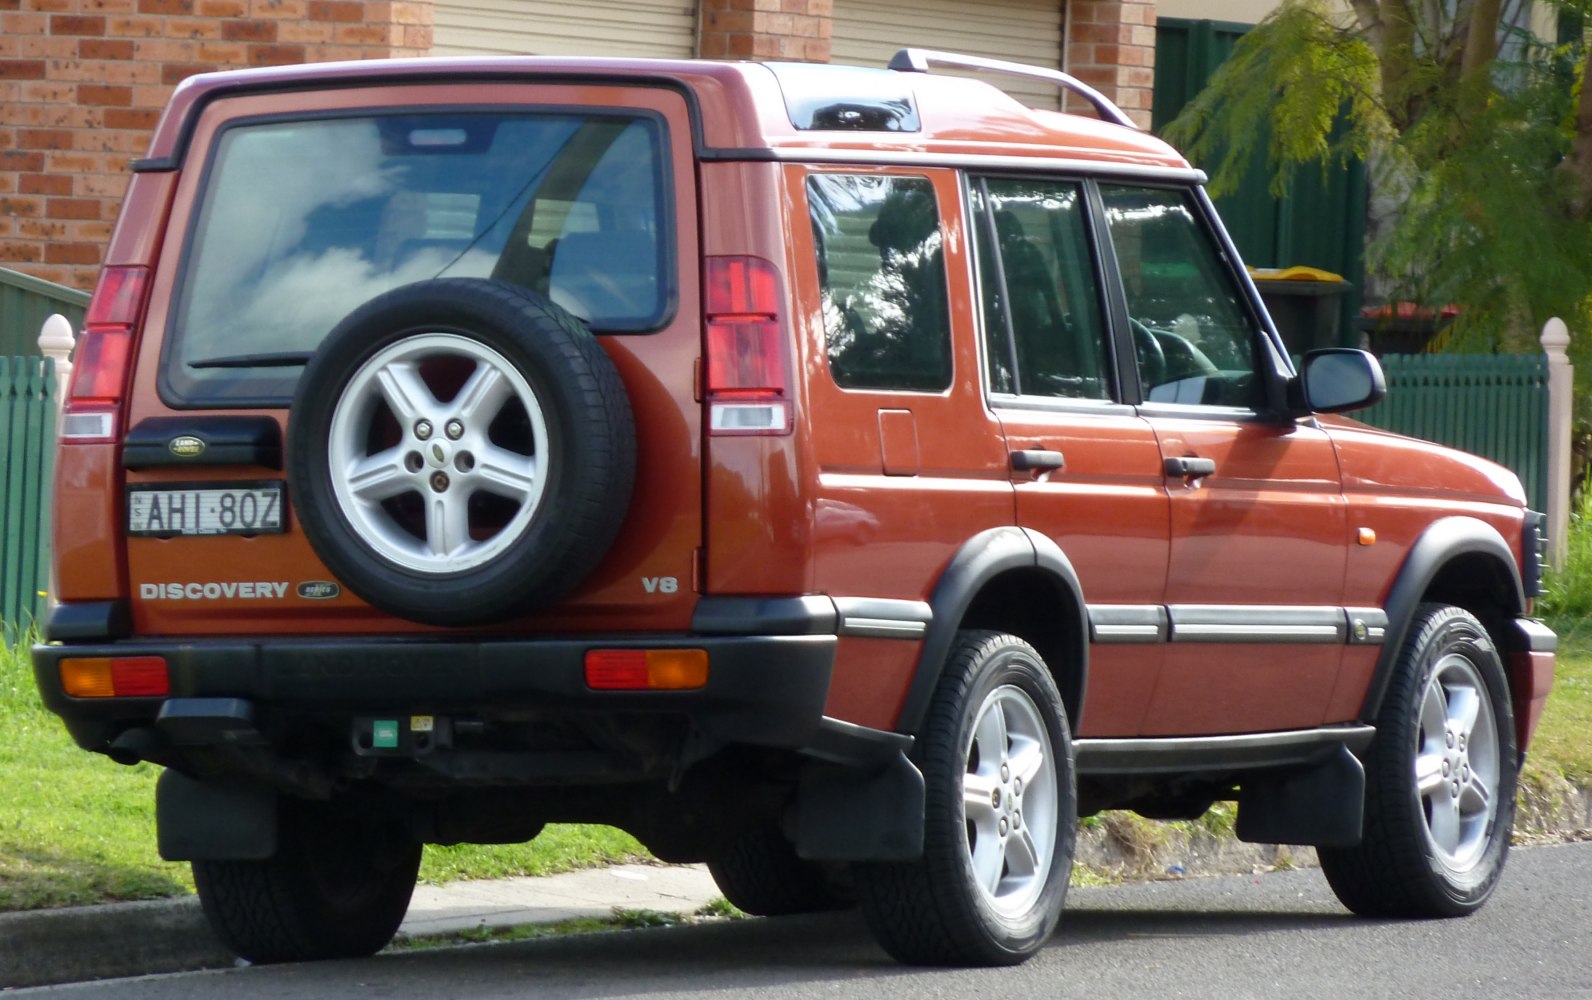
1298, 348, 1386, 415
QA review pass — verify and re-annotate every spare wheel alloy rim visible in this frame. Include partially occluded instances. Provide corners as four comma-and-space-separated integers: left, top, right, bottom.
961, 683, 1059, 917
327, 332, 550, 573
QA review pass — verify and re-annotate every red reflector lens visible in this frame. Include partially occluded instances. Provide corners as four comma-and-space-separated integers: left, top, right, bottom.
83, 265, 150, 330
67, 327, 134, 403
585, 649, 708, 690
585, 650, 650, 690
705, 255, 779, 317
111, 657, 170, 697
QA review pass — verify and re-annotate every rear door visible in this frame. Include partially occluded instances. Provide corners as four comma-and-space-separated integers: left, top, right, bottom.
967, 173, 1169, 738
123, 81, 703, 635
1096, 183, 1348, 736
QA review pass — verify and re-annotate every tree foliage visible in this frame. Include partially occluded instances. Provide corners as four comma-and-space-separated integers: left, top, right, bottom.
1164, 0, 1592, 358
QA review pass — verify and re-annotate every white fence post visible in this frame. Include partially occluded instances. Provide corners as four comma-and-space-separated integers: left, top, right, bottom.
1543, 318, 1573, 571
37, 313, 75, 412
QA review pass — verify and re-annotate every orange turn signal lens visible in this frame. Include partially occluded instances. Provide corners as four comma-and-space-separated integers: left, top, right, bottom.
59, 657, 169, 698
585, 649, 708, 691
60, 658, 114, 698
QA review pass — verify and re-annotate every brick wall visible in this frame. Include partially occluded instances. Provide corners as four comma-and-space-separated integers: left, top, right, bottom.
1065, 0, 1156, 129
0, 0, 433, 290
698, 0, 830, 63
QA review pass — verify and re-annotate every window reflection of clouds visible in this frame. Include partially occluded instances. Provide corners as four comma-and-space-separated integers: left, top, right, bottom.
183, 121, 396, 351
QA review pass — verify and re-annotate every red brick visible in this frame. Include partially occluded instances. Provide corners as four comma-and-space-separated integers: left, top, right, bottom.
0, 197, 45, 218
0, 0, 19, 10
101, 108, 158, 132
332, 23, 385, 43
161, 62, 215, 85
18, 128, 73, 150
21, 36, 77, 59
78, 38, 136, 60
0, 59, 46, 80
45, 241, 103, 265
50, 14, 108, 34
45, 150, 111, 172
308, 0, 361, 20
78, 173, 132, 197
67, 219, 115, 242
78, 83, 133, 106
105, 14, 165, 36
21, 81, 76, 102
222, 19, 276, 41
246, 42, 305, 65
19, 219, 70, 240
0, 240, 45, 262
47, 197, 100, 219
1, 11, 47, 33
278, 21, 335, 43
137, 0, 192, 12
196, 0, 247, 13
398, 24, 427, 49
194, 41, 248, 61
0, 150, 46, 172
19, 173, 72, 196
134, 38, 197, 60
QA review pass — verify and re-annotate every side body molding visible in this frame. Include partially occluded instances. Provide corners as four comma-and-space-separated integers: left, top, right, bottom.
894, 526, 1089, 735
1359, 515, 1526, 723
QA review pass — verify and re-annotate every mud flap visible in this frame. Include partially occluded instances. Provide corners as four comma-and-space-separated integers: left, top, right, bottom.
794, 752, 925, 861
1236, 744, 1365, 848
156, 769, 277, 861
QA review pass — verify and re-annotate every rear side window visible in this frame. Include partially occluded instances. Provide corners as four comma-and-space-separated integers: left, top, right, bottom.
167, 111, 669, 404
971, 177, 1111, 400
807, 173, 952, 392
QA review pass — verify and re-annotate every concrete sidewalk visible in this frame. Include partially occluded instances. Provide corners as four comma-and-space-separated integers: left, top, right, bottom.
0, 863, 722, 990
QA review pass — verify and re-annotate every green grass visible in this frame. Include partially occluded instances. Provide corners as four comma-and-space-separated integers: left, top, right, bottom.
0, 635, 645, 912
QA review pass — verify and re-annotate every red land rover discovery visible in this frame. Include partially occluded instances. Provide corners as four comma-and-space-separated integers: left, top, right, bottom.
32, 50, 1556, 967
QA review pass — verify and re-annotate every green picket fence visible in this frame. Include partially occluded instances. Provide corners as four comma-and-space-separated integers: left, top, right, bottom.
1360, 352, 1549, 511
1, 356, 57, 644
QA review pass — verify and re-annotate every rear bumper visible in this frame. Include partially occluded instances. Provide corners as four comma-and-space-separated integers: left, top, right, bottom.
32, 632, 839, 755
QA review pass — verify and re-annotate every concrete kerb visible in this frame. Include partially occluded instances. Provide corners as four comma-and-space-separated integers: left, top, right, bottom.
0, 863, 724, 991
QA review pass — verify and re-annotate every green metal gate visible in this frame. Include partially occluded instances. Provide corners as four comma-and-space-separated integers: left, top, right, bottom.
1, 356, 57, 644
1, 267, 88, 358
1359, 353, 1549, 512
1154, 17, 1368, 347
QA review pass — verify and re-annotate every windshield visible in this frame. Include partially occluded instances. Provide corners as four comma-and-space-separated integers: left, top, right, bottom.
166, 110, 669, 404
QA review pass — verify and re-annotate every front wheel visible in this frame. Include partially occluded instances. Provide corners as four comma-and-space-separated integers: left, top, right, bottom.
193, 797, 422, 963
1319, 604, 1517, 917
855, 630, 1076, 966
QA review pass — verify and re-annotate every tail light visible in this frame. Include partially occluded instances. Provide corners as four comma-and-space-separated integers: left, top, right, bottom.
585, 648, 709, 690
59, 656, 169, 698
704, 256, 792, 436
61, 265, 150, 443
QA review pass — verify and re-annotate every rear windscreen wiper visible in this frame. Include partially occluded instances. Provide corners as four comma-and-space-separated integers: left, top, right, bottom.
187, 352, 314, 369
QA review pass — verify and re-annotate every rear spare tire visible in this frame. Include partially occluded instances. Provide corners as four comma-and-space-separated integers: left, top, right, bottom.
287, 278, 635, 626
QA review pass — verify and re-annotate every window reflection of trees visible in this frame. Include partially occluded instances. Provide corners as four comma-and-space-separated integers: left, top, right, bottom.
808, 174, 951, 391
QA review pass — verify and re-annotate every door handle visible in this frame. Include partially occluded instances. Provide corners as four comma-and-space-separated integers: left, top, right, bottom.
1164, 456, 1216, 478
1011, 449, 1066, 472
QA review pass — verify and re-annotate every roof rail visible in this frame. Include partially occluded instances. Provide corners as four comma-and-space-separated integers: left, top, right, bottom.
887, 48, 1138, 130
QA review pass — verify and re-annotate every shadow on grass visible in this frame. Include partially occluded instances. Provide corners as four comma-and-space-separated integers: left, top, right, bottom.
0, 841, 190, 912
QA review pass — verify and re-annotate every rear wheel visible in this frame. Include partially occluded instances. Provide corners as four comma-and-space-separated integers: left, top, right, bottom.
193, 797, 422, 963
855, 630, 1075, 966
1319, 603, 1517, 917
707, 824, 853, 916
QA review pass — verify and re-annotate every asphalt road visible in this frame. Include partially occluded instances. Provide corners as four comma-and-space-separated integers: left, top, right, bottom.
22, 841, 1592, 999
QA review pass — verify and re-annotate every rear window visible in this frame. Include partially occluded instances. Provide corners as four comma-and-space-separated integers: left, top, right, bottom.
165, 110, 670, 404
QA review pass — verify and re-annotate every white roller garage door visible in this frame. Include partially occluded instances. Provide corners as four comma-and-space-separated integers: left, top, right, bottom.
433, 0, 698, 59
831, 0, 1066, 110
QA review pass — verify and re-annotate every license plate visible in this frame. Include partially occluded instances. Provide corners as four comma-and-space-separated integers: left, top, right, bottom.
127, 482, 286, 537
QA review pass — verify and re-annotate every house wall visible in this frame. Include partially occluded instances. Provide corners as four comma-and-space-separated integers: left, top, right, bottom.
1, 0, 1152, 292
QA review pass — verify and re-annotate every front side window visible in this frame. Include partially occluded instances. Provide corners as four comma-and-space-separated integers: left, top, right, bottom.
169, 111, 668, 403
972, 177, 1111, 400
807, 173, 952, 392
1099, 185, 1263, 409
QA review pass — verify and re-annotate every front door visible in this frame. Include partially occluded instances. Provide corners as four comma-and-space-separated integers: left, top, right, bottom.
1097, 184, 1347, 736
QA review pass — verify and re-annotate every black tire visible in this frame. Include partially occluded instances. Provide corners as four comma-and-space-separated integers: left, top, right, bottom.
192, 797, 422, 963
854, 630, 1076, 966
707, 824, 853, 917
1319, 603, 1517, 917
287, 278, 635, 626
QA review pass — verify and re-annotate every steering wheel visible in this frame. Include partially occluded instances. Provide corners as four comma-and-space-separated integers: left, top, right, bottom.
1130, 318, 1167, 392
